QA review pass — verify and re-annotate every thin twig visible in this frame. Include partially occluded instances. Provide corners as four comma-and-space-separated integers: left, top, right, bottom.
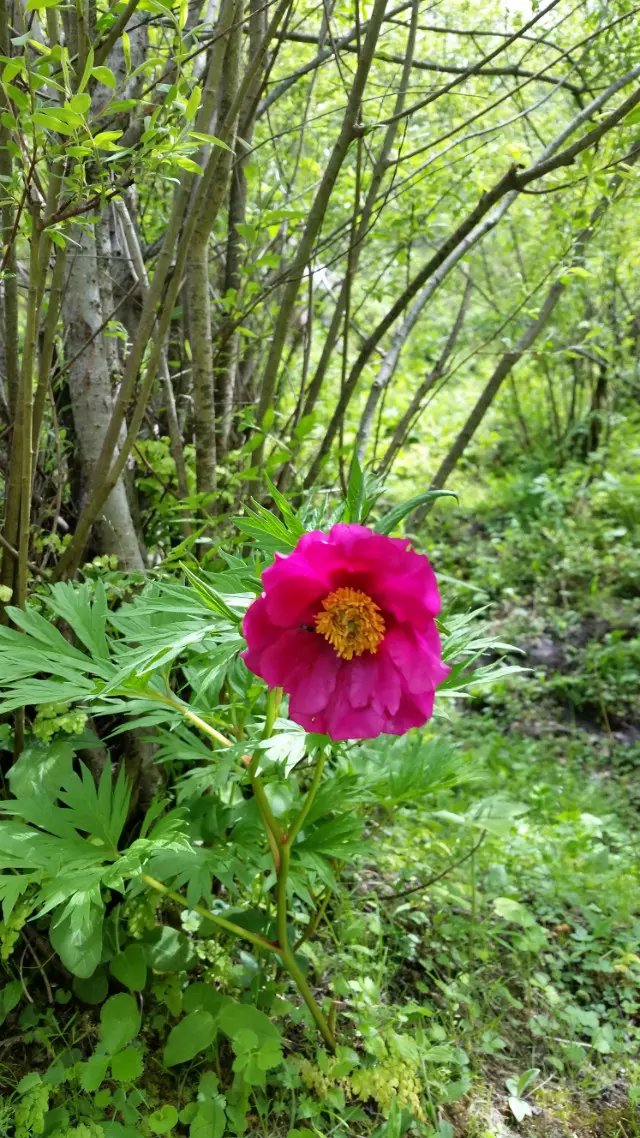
381, 830, 487, 902
20, 930, 54, 1004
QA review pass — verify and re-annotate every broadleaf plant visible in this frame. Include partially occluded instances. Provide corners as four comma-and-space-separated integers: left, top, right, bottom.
0, 483, 523, 1048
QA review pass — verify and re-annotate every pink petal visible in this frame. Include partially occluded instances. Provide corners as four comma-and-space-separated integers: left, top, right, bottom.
287, 640, 339, 715
325, 683, 386, 741
262, 566, 328, 627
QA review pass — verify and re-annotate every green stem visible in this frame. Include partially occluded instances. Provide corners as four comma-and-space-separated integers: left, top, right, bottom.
287, 754, 326, 846
147, 686, 335, 1050
294, 887, 331, 951
274, 752, 336, 1053
249, 772, 284, 844
155, 689, 235, 750
180, 705, 235, 750
142, 874, 279, 957
276, 843, 291, 950
281, 940, 336, 1053
276, 841, 336, 1052
248, 686, 285, 842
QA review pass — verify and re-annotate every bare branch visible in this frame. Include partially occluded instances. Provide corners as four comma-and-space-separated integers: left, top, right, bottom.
303, 64, 640, 486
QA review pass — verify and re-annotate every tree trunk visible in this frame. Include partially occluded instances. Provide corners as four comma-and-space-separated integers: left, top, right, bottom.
62, 226, 145, 569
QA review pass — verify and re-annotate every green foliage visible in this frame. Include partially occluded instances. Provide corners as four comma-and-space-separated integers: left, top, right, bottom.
1, 433, 638, 1138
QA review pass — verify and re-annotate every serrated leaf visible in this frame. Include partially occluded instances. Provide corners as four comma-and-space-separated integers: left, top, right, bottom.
0, 874, 35, 922
45, 581, 110, 660
111, 1046, 144, 1083
79, 1054, 110, 1093
180, 564, 243, 624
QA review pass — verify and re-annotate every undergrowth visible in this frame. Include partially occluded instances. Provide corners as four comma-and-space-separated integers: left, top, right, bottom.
1, 435, 639, 1138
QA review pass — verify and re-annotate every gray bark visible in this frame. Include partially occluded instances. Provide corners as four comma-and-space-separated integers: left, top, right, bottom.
62, 226, 145, 569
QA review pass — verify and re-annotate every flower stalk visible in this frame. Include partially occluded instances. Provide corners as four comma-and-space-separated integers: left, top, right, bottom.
145, 685, 336, 1050
272, 751, 335, 1052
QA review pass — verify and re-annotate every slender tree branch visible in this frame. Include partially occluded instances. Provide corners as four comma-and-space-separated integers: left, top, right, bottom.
375, 276, 473, 472
304, 65, 640, 486
253, 0, 389, 460
414, 140, 640, 517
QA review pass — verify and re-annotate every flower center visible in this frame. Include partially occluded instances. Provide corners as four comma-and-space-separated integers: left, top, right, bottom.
314, 586, 385, 660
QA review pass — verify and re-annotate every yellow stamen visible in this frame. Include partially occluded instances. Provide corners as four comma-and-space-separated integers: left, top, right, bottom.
314, 586, 385, 660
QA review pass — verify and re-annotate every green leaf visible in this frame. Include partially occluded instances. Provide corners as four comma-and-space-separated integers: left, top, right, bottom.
493, 897, 536, 927
7, 738, 75, 799
148, 1106, 179, 1134
188, 130, 231, 150
295, 813, 364, 860
110, 944, 147, 990
68, 92, 91, 115
182, 983, 228, 1017
32, 110, 78, 134
92, 129, 124, 150
344, 450, 364, 523
293, 413, 316, 441
100, 993, 141, 1053
0, 874, 34, 922
190, 1097, 225, 1138
73, 968, 109, 1004
78, 1054, 110, 1093
163, 1010, 217, 1067
2, 58, 24, 83
234, 497, 304, 556
49, 888, 104, 977
374, 489, 458, 535
143, 926, 196, 972
45, 581, 110, 660
14, 761, 132, 853
102, 1125, 142, 1138
342, 449, 384, 524
111, 1047, 144, 1083
180, 564, 243, 624
508, 1097, 534, 1122
217, 1002, 281, 1046
171, 156, 203, 175
77, 45, 94, 93
6, 602, 98, 664
0, 979, 22, 1026
184, 85, 201, 122
92, 65, 116, 88
122, 30, 131, 72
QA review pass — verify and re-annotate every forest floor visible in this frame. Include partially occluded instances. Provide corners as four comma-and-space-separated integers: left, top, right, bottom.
398, 447, 640, 1137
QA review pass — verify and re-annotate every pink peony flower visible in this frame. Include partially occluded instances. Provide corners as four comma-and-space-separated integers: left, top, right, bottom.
241, 524, 450, 741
